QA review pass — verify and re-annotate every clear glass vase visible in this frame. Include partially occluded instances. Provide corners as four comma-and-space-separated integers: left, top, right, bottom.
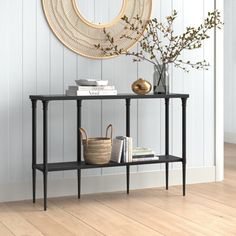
153, 64, 169, 94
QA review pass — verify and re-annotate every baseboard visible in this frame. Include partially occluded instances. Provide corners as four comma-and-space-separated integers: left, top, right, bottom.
0, 166, 216, 202
224, 132, 236, 143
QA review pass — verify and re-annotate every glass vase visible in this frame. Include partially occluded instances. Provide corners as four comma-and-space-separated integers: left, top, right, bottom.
153, 64, 169, 94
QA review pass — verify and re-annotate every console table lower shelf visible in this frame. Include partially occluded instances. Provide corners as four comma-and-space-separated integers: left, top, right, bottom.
35, 155, 182, 171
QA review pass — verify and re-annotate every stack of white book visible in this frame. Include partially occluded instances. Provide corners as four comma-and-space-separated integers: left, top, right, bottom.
132, 147, 159, 162
111, 136, 133, 163
66, 79, 117, 96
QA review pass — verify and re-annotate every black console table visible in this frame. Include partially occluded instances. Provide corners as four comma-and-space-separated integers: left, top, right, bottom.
30, 93, 189, 210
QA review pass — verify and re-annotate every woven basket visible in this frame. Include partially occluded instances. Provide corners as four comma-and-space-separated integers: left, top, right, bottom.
79, 124, 113, 165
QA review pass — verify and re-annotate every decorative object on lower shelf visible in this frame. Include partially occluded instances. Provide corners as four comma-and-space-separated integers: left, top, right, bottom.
79, 124, 113, 165
132, 78, 152, 95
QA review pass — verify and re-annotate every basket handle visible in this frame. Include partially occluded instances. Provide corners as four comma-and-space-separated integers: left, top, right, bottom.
79, 128, 88, 144
106, 124, 113, 139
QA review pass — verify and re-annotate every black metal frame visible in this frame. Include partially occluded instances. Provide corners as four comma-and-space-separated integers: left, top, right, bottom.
30, 93, 188, 210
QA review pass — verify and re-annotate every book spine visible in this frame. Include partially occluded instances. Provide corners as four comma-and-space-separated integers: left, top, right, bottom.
133, 154, 155, 158
132, 157, 159, 162
118, 140, 123, 163
77, 90, 117, 96
116, 136, 125, 163
125, 137, 128, 163
129, 137, 133, 162
116, 136, 133, 163
69, 86, 115, 91
132, 151, 155, 156
66, 90, 76, 96
66, 90, 117, 96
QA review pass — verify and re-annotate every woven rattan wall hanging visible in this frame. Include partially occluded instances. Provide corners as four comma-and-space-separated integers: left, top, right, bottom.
42, 0, 152, 59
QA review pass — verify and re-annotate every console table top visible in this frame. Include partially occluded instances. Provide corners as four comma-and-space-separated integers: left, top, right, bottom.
30, 93, 189, 101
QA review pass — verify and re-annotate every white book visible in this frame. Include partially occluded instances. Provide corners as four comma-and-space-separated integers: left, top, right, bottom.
111, 139, 124, 163
133, 151, 155, 156
75, 79, 108, 86
125, 137, 129, 163
69, 85, 115, 91
132, 156, 159, 162
133, 147, 155, 156
66, 90, 117, 96
128, 137, 133, 162
116, 136, 126, 163
115, 136, 133, 163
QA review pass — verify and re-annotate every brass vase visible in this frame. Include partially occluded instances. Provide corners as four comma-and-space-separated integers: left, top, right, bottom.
132, 78, 152, 95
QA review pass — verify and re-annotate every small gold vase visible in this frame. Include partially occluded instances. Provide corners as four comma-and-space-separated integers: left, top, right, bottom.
132, 78, 152, 95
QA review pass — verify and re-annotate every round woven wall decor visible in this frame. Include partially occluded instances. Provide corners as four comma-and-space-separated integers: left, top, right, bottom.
42, 0, 152, 59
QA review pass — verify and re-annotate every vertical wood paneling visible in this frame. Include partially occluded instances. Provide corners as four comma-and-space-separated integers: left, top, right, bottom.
203, 0, 215, 166
63, 50, 77, 179
100, 0, 138, 176
78, 58, 102, 177
224, 0, 233, 135
36, 0, 50, 166
0, 1, 10, 187
137, 0, 171, 173
224, 0, 236, 140
49, 37, 64, 179
159, 0, 173, 170
9, 0, 23, 183
22, 0, 37, 194
231, 0, 236, 136
102, 55, 138, 175
0, 0, 216, 201
172, 0, 184, 170
77, 1, 102, 177
183, 0, 204, 167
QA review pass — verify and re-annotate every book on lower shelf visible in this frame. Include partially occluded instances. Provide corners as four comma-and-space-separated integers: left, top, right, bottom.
132, 156, 159, 162
132, 147, 158, 162
114, 136, 133, 163
111, 139, 124, 163
111, 138, 159, 163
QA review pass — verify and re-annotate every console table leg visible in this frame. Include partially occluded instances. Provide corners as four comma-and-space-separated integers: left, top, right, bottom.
32, 169, 36, 203
165, 163, 169, 190
31, 99, 37, 203
43, 172, 48, 211
126, 99, 131, 194
182, 98, 187, 196
126, 165, 130, 194
43, 100, 49, 211
78, 169, 81, 199
125, 99, 131, 137
165, 98, 170, 190
182, 162, 186, 196
77, 100, 82, 199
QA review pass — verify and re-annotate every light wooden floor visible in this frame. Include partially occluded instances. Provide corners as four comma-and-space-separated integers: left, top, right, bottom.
1, 143, 236, 236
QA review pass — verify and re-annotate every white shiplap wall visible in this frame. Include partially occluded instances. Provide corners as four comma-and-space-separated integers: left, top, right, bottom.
0, 0, 216, 202
224, 0, 236, 143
